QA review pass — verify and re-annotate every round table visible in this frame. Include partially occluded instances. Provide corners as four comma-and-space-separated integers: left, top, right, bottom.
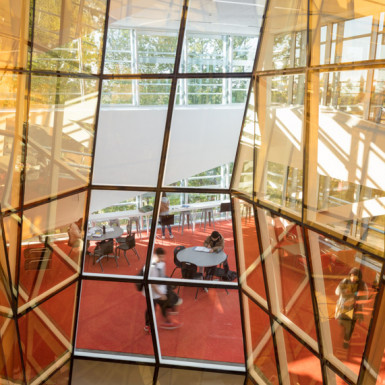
87, 226, 123, 242
176, 247, 227, 267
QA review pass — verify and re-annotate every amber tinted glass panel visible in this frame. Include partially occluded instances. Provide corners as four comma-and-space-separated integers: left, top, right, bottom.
76, 280, 154, 358
19, 193, 86, 309
25, 76, 98, 204
0, 73, 26, 211
72, 359, 155, 384
306, 70, 385, 256
85, 190, 153, 276
325, 367, 350, 385
164, 78, 249, 187
257, 209, 318, 346
310, 1, 385, 66
180, 0, 261, 73
232, 86, 255, 196
0, 0, 29, 69
254, 74, 304, 214
308, 230, 380, 379
233, 198, 266, 301
43, 361, 70, 385
158, 367, 245, 385
92, 79, 171, 187
18, 284, 77, 383
105, 0, 183, 75
32, 0, 107, 74
0, 316, 23, 383
243, 295, 278, 384
275, 323, 323, 384
257, 0, 307, 71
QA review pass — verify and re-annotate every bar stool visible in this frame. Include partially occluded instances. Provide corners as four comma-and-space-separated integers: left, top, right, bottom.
200, 208, 215, 231
127, 217, 141, 238
179, 211, 194, 234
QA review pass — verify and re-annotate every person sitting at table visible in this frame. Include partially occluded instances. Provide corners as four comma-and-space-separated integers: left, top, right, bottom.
203, 231, 224, 281
159, 193, 174, 239
68, 218, 83, 258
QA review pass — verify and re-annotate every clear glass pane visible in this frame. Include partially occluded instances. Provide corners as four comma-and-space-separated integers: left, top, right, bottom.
164, 78, 249, 187
180, 0, 262, 73
25, 76, 99, 204
0, 0, 30, 69
233, 198, 266, 301
32, 0, 107, 74
0, 73, 26, 211
157, 287, 243, 365
254, 74, 304, 214
310, 1, 385, 66
19, 192, 87, 308
257, 209, 318, 347
232, 85, 255, 196
308, 230, 381, 379
257, 0, 307, 71
306, 69, 385, 257
92, 79, 171, 187
158, 367, 245, 385
104, 0, 184, 74
76, 280, 155, 358
72, 359, 154, 385
85, 190, 154, 275
242, 295, 278, 384
18, 282, 77, 383
275, 323, 323, 384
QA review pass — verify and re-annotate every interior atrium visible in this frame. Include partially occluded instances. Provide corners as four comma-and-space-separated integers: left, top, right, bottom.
1, 0, 385, 384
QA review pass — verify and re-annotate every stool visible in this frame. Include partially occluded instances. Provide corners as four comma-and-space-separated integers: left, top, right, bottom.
179, 211, 194, 234
127, 217, 141, 238
200, 208, 215, 231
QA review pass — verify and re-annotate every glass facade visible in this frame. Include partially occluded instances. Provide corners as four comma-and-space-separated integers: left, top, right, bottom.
1, 0, 385, 384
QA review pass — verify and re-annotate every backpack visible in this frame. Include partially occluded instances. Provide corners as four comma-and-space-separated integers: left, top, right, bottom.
135, 266, 144, 291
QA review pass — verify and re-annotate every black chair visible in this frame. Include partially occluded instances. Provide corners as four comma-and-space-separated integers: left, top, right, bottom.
219, 202, 231, 224
181, 262, 203, 300
170, 245, 185, 277
92, 239, 116, 272
116, 234, 140, 265
213, 257, 232, 295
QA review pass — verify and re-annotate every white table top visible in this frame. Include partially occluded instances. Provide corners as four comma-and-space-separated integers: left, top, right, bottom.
87, 226, 123, 242
176, 246, 227, 267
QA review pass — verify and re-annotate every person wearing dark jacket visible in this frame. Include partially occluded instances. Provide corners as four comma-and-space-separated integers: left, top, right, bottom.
203, 231, 225, 281
335, 267, 368, 348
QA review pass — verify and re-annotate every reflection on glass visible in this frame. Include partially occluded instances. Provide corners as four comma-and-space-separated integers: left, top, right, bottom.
308, 230, 380, 379
232, 86, 254, 195
18, 283, 77, 383
157, 287, 243, 365
104, 0, 184, 74
233, 198, 266, 301
254, 74, 304, 214
257, 0, 307, 71
76, 280, 155, 358
275, 323, 323, 384
32, 0, 107, 73
306, 69, 385, 256
257, 209, 318, 346
158, 367, 245, 385
72, 359, 155, 385
242, 295, 278, 384
164, 78, 249, 187
25, 76, 99, 204
152, 193, 234, 285
181, 0, 262, 73
20, 193, 86, 309
0, 73, 26, 211
85, 190, 154, 276
92, 79, 171, 187
0, 0, 30, 69
310, 3, 385, 66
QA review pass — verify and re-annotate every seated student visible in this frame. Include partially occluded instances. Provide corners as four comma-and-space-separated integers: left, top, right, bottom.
203, 231, 224, 281
203, 231, 224, 253
144, 247, 182, 332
